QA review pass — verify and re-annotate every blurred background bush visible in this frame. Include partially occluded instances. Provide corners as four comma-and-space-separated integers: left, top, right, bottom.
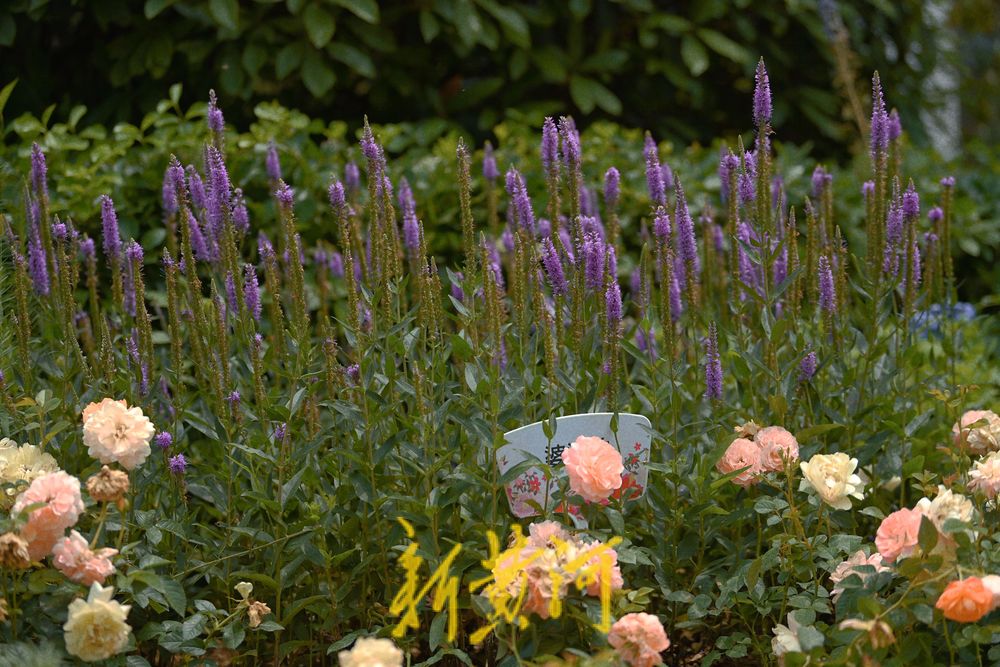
1, 0, 997, 160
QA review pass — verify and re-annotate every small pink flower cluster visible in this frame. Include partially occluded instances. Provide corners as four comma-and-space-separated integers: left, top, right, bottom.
12, 471, 85, 560
11, 470, 118, 585
829, 550, 890, 599
716, 425, 799, 487
607, 612, 670, 667
487, 521, 623, 621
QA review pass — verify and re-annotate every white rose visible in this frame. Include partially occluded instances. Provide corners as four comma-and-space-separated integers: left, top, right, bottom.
798, 453, 864, 510
915, 486, 974, 530
771, 615, 802, 656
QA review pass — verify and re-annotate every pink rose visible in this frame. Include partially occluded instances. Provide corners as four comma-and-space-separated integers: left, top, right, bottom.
52, 530, 118, 585
12, 471, 84, 560
969, 452, 1000, 499
755, 426, 799, 472
716, 438, 763, 487
608, 612, 670, 667
561, 436, 623, 503
875, 507, 924, 563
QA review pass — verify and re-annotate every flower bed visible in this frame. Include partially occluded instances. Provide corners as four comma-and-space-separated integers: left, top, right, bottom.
0, 59, 998, 665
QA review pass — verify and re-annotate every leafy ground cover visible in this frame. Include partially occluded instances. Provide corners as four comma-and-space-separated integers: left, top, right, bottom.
0, 60, 999, 666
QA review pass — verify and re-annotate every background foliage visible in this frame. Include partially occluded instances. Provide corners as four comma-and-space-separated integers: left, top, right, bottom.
2, 0, 997, 157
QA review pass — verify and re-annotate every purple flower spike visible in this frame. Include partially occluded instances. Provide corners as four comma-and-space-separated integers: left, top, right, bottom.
154, 432, 173, 450
224, 271, 237, 312
887, 109, 902, 142
402, 209, 422, 253
902, 185, 919, 221
266, 141, 281, 181
928, 206, 943, 223
360, 124, 381, 163
862, 180, 875, 198
704, 322, 723, 400
582, 233, 604, 290
188, 211, 210, 262
798, 351, 818, 383
540, 237, 568, 296
940, 176, 956, 188
162, 168, 178, 215
482, 142, 498, 181
605, 279, 622, 326
870, 73, 889, 160
753, 58, 772, 126
100, 195, 122, 261
541, 117, 559, 172
644, 134, 666, 207
652, 206, 671, 243
558, 116, 580, 168
275, 181, 294, 208
207, 90, 224, 134
231, 188, 249, 234
51, 223, 67, 241
243, 264, 261, 322
811, 166, 829, 198
28, 224, 49, 295
674, 180, 699, 274
79, 237, 95, 260
187, 167, 207, 211
505, 167, 535, 233
603, 167, 620, 208
818, 255, 836, 312
328, 181, 346, 209
30, 143, 48, 200
346, 363, 361, 383
168, 453, 187, 475
344, 162, 361, 193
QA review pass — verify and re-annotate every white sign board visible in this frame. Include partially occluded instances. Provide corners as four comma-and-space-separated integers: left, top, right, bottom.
498, 412, 652, 528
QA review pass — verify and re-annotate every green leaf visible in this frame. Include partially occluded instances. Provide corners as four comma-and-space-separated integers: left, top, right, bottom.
332, 0, 380, 23
329, 42, 375, 78
301, 50, 336, 95
276, 44, 304, 80
569, 76, 621, 115
476, 0, 530, 49
0, 14, 15, 46
429, 611, 447, 651
917, 515, 938, 553
159, 578, 187, 615
223, 620, 246, 649
209, 0, 239, 31
696, 28, 750, 63
144, 0, 173, 19
304, 4, 336, 48
680, 35, 709, 76
0, 78, 16, 120
419, 10, 440, 42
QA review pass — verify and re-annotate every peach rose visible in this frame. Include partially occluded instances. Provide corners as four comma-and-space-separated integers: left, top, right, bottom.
969, 452, 1000, 500
561, 436, 623, 503
875, 508, 923, 563
952, 409, 1000, 455
580, 539, 624, 597
12, 471, 85, 560
755, 426, 799, 472
716, 438, 763, 487
607, 612, 670, 667
52, 530, 118, 586
936, 577, 994, 623
82, 398, 155, 470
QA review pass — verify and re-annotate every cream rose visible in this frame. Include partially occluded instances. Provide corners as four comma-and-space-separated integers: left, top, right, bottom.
338, 637, 404, 667
63, 583, 132, 662
798, 453, 864, 510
